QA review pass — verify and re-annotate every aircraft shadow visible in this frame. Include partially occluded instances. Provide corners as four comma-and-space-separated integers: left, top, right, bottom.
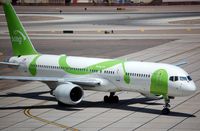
0, 91, 195, 117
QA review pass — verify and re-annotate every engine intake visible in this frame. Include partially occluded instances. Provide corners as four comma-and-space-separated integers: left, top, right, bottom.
53, 83, 83, 105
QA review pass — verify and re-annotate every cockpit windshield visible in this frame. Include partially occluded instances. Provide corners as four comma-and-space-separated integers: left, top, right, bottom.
180, 77, 187, 81
169, 76, 192, 82
187, 76, 192, 81
169, 76, 178, 82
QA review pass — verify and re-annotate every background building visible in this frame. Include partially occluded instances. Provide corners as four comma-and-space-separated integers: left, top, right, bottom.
12, 0, 200, 5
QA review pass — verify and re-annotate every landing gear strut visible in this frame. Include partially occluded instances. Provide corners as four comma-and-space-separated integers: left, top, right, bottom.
104, 92, 119, 104
162, 96, 170, 115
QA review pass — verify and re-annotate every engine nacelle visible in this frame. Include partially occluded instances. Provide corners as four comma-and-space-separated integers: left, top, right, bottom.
140, 93, 163, 99
53, 83, 84, 105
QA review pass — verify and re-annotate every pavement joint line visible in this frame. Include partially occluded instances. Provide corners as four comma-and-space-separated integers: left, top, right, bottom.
156, 46, 200, 63
0, 35, 199, 130
167, 108, 200, 131
188, 66, 200, 74
130, 41, 183, 61
162, 46, 200, 62
72, 93, 142, 129
24, 106, 79, 131
129, 62, 200, 130
0, 85, 45, 103
133, 90, 200, 131
133, 77, 200, 131
23, 90, 109, 131
8, 100, 78, 131
31, 91, 101, 131
99, 61, 199, 130
0, 49, 140, 130
166, 51, 200, 68
186, 60, 200, 69
0, 101, 51, 131
151, 44, 200, 63
0, 85, 47, 119
71, 47, 200, 129
98, 97, 160, 131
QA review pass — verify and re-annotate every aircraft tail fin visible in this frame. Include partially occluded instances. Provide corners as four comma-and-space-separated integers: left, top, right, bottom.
1, 0, 38, 56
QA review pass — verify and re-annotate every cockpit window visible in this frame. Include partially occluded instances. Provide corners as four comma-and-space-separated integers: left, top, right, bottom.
170, 76, 192, 82
180, 76, 187, 81
169, 76, 179, 82
174, 76, 178, 81
169, 76, 173, 81
187, 76, 192, 81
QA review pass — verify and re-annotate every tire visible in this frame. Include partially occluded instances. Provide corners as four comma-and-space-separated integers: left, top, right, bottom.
162, 108, 170, 115
114, 96, 119, 103
104, 96, 109, 103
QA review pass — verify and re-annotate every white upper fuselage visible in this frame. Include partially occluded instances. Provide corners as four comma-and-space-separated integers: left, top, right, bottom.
9, 54, 197, 97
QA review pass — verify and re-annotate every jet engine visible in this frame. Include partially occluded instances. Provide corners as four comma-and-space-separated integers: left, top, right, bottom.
53, 83, 84, 105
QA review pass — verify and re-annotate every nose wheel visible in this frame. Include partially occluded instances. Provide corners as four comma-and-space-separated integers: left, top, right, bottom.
162, 96, 170, 115
104, 92, 119, 104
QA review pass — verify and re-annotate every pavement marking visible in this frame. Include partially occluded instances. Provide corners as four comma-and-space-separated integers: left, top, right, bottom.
187, 28, 191, 31
23, 101, 79, 131
140, 28, 144, 32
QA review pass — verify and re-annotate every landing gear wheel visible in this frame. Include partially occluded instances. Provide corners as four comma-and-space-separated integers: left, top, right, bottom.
162, 108, 170, 115
162, 96, 171, 115
103, 92, 119, 104
104, 95, 109, 103
113, 96, 119, 103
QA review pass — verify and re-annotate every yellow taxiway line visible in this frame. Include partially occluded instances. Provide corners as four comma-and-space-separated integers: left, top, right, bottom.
23, 101, 79, 131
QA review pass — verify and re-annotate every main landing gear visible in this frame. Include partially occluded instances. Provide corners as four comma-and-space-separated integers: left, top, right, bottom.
104, 92, 119, 104
162, 96, 170, 115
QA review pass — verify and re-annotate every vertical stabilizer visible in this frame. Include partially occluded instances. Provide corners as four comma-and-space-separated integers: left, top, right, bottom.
1, 0, 38, 56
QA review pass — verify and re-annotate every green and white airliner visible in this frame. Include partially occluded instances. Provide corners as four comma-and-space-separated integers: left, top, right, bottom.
0, 0, 197, 114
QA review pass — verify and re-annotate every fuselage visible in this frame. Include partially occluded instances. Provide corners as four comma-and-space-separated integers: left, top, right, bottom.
9, 54, 197, 97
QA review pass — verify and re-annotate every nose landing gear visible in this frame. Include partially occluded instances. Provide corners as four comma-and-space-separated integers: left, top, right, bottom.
162, 96, 170, 115
104, 92, 119, 104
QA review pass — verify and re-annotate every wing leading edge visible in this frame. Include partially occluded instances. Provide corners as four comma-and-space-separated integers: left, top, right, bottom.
0, 76, 101, 87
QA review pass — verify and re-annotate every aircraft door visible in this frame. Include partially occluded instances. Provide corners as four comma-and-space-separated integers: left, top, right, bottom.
19, 58, 28, 73
150, 69, 168, 95
116, 68, 124, 88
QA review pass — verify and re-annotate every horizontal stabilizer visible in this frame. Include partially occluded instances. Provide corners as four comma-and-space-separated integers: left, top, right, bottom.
0, 62, 19, 66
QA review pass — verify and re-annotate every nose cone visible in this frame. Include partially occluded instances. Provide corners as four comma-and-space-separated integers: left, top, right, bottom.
182, 81, 197, 96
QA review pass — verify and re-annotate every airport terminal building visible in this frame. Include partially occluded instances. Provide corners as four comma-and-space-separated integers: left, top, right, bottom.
14, 0, 200, 5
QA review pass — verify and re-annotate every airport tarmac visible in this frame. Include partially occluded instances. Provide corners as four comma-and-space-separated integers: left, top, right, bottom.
0, 5, 200, 131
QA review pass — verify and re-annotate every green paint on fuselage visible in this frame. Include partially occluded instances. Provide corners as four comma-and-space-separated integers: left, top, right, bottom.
29, 55, 132, 84
59, 55, 122, 75
122, 62, 130, 84
29, 55, 41, 76
150, 69, 168, 95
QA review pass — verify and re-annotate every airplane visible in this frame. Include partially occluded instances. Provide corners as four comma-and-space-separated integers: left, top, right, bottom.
0, 0, 197, 115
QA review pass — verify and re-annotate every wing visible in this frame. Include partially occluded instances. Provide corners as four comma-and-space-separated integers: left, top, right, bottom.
0, 62, 19, 68
0, 76, 101, 87
173, 61, 187, 67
